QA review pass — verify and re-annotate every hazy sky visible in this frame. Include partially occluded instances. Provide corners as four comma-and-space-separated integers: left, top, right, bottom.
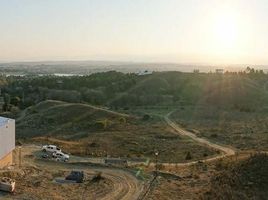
1, 0, 268, 65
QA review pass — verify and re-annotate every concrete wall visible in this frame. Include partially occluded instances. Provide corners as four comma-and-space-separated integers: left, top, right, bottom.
0, 117, 15, 167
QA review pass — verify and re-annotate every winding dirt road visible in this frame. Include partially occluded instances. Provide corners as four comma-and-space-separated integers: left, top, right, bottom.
15, 107, 237, 199
162, 111, 236, 166
18, 145, 144, 200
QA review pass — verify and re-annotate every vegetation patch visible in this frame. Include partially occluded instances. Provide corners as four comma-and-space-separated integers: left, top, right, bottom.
171, 106, 268, 150
202, 153, 268, 200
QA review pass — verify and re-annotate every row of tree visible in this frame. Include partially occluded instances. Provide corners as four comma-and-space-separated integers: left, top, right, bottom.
1, 69, 268, 111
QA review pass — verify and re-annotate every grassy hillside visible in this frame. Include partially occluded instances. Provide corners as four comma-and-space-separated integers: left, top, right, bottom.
147, 153, 268, 200
202, 153, 268, 200
16, 100, 216, 162
4, 71, 268, 160
171, 106, 268, 150
17, 100, 130, 138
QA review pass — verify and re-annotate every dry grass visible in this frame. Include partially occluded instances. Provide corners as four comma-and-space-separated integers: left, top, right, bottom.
201, 153, 268, 200
146, 152, 268, 200
0, 166, 114, 200
171, 106, 268, 151
30, 120, 216, 163
17, 100, 217, 163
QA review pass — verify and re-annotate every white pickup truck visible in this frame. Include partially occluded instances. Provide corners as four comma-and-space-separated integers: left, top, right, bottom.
42, 145, 61, 153
41, 145, 70, 162
52, 151, 70, 162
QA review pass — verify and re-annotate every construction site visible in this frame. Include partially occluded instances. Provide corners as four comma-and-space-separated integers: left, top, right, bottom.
1, 112, 268, 200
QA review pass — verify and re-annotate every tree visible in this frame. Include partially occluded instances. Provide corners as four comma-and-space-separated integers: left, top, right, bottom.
250, 68, 255, 74
3, 93, 10, 105
246, 66, 251, 73
2, 93, 11, 111
142, 114, 150, 121
10, 96, 21, 106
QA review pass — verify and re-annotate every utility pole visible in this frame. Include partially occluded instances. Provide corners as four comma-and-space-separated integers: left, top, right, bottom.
19, 146, 22, 168
154, 150, 159, 178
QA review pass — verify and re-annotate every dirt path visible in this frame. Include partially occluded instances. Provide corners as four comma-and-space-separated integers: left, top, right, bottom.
14, 145, 144, 200
14, 106, 237, 199
71, 103, 131, 118
163, 111, 236, 165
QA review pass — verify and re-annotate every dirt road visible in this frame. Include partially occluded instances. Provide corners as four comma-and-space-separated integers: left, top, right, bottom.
9, 145, 144, 200
148, 111, 236, 168
71, 103, 131, 118
163, 111, 236, 165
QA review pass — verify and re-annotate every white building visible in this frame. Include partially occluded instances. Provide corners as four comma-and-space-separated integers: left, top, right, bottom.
0, 117, 15, 168
215, 69, 224, 74
137, 70, 153, 76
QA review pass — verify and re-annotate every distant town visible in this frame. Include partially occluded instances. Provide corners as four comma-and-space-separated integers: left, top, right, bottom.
0, 61, 268, 76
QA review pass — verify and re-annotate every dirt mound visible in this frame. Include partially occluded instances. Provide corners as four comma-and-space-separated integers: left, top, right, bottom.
202, 153, 268, 200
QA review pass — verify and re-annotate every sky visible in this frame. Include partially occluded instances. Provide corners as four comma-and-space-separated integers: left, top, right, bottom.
1, 0, 268, 65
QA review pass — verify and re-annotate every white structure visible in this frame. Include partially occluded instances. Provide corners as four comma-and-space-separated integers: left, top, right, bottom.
215, 69, 224, 74
137, 70, 153, 76
0, 117, 15, 168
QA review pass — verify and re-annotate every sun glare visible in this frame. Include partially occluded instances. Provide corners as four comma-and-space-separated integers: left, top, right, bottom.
214, 14, 238, 48
207, 9, 243, 56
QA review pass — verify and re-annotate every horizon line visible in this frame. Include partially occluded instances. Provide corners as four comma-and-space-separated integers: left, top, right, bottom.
0, 59, 268, 68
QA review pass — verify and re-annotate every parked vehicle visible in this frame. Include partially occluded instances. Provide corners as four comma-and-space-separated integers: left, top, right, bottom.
42, 145, 61, 153
41, 154, 49, 159
52, 151, 70, 162
65, 171, 84, 183
0, 177, 15, 193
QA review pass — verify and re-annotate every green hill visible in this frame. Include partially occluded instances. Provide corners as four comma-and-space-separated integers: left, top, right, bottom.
16, 100, 216, 162
16, 100, 131, 138
109, 72, 268, 108
3, 71, 268, 109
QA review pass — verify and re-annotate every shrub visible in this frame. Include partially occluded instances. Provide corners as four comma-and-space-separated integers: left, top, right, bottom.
185, 151, 192, 160
203, 152, 208, 157
119, 117, 126, 124
92, 172, 103, 182
142, 114, 150, 121
210, 133, 218, 138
